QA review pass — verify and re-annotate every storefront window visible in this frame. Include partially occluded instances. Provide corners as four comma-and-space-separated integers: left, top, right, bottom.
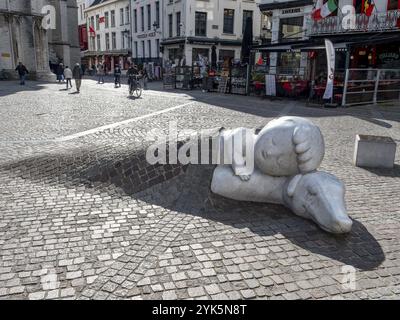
278, 52, 301, 74
219, 50, 235, 67
279, 17, 303, 42
192, 48, 209, 65
169, 48, 183, 63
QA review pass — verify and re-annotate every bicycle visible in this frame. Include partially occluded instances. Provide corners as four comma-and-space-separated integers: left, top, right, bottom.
128, 74, 143, 98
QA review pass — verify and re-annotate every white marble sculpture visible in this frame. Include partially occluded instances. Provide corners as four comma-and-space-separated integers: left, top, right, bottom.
211, 116, 352, 234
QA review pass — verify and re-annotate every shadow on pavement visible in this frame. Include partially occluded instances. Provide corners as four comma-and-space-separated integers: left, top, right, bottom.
360, 164, 400, 178
0, 81, 47, 97
132, 165, 385, 271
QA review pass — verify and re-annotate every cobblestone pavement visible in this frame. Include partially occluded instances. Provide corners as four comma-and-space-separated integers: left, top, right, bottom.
0, 79, 399, 300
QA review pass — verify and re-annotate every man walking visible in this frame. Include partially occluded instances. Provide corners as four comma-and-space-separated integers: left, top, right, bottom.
114, 64, 122, 88
56, 63, 64, 83
15, 62, 29, 85
73, 63, 83, 93
64, 66, 73, 90
97, 63, 105, 84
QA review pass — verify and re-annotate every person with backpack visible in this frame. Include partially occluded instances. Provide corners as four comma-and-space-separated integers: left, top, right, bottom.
73, 63, 83, 93
15, 62, 29, 85
64, 66, 73, 90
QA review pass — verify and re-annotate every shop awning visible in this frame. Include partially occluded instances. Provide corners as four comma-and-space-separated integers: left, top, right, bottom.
259, 0, 314, 12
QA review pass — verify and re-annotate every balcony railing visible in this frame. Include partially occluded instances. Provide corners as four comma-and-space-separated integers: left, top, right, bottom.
307, 10, 400, 36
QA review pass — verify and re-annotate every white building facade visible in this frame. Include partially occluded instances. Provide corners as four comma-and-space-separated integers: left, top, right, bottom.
84, 0, 132, 72
129, 0, 163, 66
161, 0, 263, 66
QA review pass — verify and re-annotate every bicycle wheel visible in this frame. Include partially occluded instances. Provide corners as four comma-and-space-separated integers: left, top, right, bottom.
133, 83, 142, 98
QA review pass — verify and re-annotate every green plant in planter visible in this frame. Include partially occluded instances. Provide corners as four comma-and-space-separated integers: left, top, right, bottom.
252, 72, 265, 83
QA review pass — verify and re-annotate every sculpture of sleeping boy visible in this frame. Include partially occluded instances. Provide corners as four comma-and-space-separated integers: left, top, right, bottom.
219, 116, 325, 180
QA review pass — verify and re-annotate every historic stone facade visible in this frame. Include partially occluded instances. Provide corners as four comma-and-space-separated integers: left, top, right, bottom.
0, 0, 80, 80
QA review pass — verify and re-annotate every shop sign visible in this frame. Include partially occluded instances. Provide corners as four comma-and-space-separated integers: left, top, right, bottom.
1, 53, 11, 58
282, 8, 302, 15
137, 32, 157, 39
379, 52, 400, 61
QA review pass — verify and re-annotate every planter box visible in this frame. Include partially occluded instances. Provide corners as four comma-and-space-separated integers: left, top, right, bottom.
353, 134, 397, 169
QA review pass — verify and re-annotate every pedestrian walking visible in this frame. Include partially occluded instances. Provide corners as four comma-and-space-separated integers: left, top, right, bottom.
81, 64, 86, 76
114, 64, 122, 88
56, 63, 64, 83
73, 63, 83, 93
141, 67, 148, 90
97, 63, 105, 84
15, 62, 29, 85
63, 66, 73, 89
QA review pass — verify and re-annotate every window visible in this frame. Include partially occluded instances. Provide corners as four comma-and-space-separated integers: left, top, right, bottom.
176, 12, 181, 36
279, 16, 303, 42
156, 39, 160, 58
223, 9, 235, 34
195, 12, 207, 37
148, 40, 152, 58
90, 16, 95, 29
105, 12, 109, 28
141, 7, 145, 32
242, 10, 253, 34
111, 10, 115, 27
120, 8, 124, 26
168, 14, 173, 37
96, 14, 100, 30
147, 4, 151, 30
96, 34, 101, 51
121, 31, 125, 49
388, 0, 399, 10
105, 33, 110, 50
192, 48, 209, 63
134, 41, 138, 58
134, 9, 137, 33
155, 1, 160, 28
112, 32, 116, 49
278, 52, 301, 74
126, 7, 130, 24
142, 40, 145, 58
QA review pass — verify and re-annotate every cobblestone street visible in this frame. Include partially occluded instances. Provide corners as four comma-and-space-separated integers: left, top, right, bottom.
0, 79, 399, 300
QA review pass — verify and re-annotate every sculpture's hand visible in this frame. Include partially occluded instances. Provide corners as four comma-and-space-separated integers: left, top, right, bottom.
239, 175, 251, 181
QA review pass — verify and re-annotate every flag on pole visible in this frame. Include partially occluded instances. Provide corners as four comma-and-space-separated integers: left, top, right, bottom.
89, 26, 96, 37
323, 39, 335, 101
312, 0, 338, 21
362, 0, 375, 16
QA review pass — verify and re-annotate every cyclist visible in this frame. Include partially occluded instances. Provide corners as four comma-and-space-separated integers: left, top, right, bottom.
127, 64, 139, 90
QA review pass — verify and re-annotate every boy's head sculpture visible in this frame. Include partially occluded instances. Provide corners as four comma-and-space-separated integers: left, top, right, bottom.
254, 117, 325, 177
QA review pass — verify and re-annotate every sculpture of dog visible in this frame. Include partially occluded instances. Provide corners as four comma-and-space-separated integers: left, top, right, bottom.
211, 166, 352, 234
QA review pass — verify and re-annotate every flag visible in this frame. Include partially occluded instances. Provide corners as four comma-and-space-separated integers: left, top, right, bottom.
312, 0, 338, 21
362, 0, 375, 16
99, 16, 105, 23
89, 26, 96, 37
323, 39, 335, 101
